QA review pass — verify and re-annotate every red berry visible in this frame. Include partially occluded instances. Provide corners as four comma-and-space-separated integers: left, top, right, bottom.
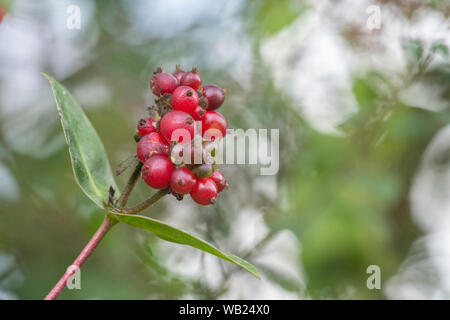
137, 118, 157, 137
202, 111, 228, 139
202, 85, 225, 110
211, 170, 226, 192
170, 167, 196, 194
190, 178, 218, 205
180, 68, 202, 90
150, 69, 178, 96
142, 155, 174, 189
172, 65, 186, 83
137, 132, 169, 162
160, 110, 195, 143
192, 105, 206, 121
171, 86, 199, 114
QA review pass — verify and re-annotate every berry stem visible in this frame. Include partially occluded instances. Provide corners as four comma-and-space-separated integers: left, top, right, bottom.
113, 188, 169, 215
44, 216, 117, 300
116, 162, 143, 208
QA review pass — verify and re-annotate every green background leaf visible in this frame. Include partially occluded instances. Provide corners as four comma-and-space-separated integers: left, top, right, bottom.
110, 212, 260, 279
43, 73, 118, 209
255, 0, 307, 36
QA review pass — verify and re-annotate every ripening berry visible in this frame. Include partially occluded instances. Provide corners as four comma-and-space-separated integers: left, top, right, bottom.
170, 167, 196, 194
137, 132, 169, 162
142, 155, 174, 189
202, 111, 228, 139
172, 65, 186, 83
137, 118, 157, 137
192, 163, 214, 179
160, 110, 195, 143
202, 85, 225, 110
211, 170, 227, 192
192, 105, 206, 121
190, 178, 218, 205
180, 68, 202, 90
150, 69, 178, 96
171, 86, 199, 114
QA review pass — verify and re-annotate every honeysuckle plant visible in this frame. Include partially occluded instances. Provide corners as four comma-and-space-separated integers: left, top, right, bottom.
42, 71, 259, 300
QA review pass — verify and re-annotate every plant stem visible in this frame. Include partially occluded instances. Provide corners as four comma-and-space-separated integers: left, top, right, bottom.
45, 163, 152, 300
113, 188, 169, 215
44, 216, 117, 300
116, 162, 143, 208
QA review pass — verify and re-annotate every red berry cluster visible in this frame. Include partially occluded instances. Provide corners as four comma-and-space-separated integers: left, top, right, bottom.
136, 66, 228, 205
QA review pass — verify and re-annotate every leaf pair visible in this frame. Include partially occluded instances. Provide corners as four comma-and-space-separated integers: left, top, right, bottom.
43, 73, 260, 279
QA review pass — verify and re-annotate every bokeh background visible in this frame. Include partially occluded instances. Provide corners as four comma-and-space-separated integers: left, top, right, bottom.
0, 0, 449, 300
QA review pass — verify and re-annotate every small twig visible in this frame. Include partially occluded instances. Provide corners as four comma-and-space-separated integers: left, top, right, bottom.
116, 162, 143, 208
210, 232, 274, 299
116, 154, 139, 176
113, 188, 170, 215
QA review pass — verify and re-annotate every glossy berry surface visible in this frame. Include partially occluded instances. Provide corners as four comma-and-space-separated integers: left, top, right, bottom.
170, 167, 196, 194
192, 105, 206, 121
190, 178, 218, 205
171, 86, 199, 114
142, 155, 174, 189
172, 66, 186, 83
137, 118, 157, 137
150, 70, 178, 96
160, 110, 195, 143
202, 111, 228, 139
202, 85, 225, 110
137, 132, 169, 162
211, 170, 227, 192
180, 69, 202, 90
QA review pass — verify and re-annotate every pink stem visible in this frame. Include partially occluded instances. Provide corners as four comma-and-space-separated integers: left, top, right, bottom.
44, 216, 116, 300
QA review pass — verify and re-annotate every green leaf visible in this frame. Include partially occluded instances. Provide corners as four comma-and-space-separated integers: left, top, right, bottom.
110, 212, 261, 279
255, 0, 307, 36
43, 73, 118, 209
